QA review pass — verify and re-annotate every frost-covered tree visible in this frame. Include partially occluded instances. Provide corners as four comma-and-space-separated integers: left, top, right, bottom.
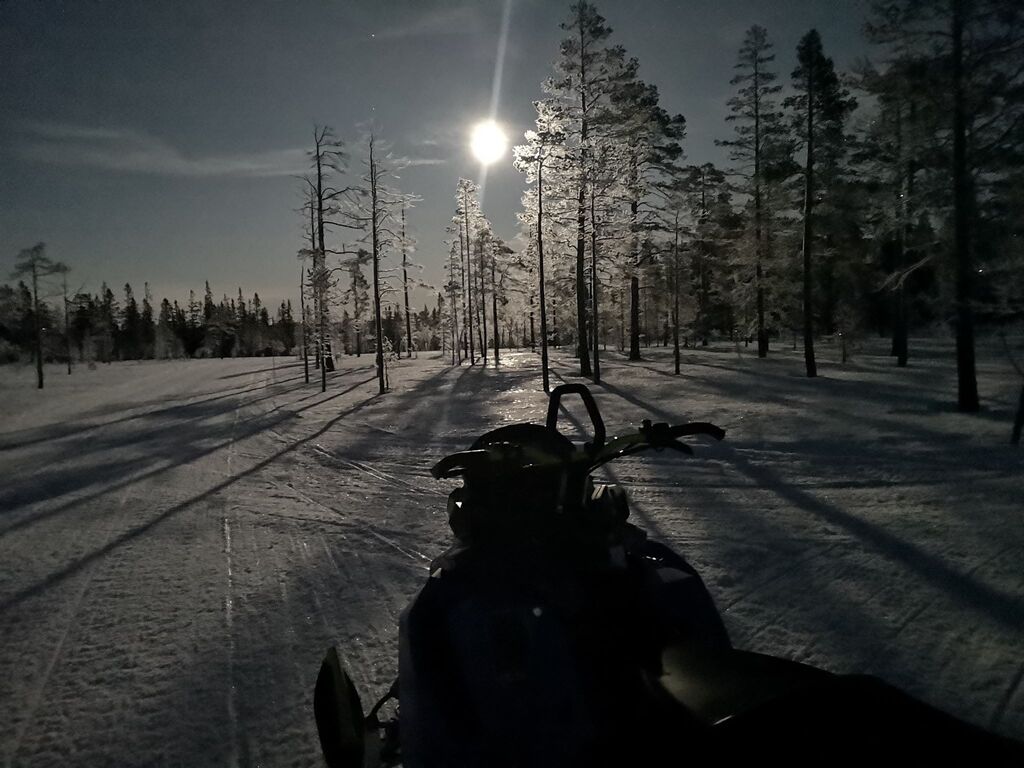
515, 101, 568, 392
455, 179, 486, 364
400, 205, 414, 357
718, 25, 785, 358
662, 182, 692, 374
683, 163, 736, 345
543, 2, 640, 376
345, 251, 371, 357
305, 126, 347, 381
443, 232, 462, 364
611, 78, 686, 361
336, 132, 406, 394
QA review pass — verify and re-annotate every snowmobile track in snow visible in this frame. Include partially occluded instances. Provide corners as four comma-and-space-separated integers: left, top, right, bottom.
1, 349, 1021, 765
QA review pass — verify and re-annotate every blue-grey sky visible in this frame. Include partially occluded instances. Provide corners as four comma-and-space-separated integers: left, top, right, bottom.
0, 0, 872, 309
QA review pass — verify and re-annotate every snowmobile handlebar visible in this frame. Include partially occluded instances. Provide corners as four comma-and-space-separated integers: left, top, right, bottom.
431, 384, 725, 482
545, 383, 606, 450
586, 419, 725, 472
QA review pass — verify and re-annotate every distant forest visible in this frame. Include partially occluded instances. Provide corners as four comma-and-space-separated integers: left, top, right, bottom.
0, 270, 447, 366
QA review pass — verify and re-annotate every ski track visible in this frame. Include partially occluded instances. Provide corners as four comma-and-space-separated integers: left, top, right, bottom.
0, 346, 1022, 765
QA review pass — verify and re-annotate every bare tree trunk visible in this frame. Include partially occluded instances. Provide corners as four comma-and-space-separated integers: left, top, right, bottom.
305, 188, 319, 377
458, 228, 468, 363
370, 137, 386, 395
628, 195, 641, 361
618, 287, 625, 352
673, 214, 681, 375
462, 188, 476, 365
314, 130, 334, 382
491, 255, 499, 366
529, 288, 536, 351
574, 13, 592, 379
402, 207, 413, 358
892, 102, 910, 368
575, 188, 592, 375
63, 271, 72, 375
538, 161, 550, 393
449, 248, 459, 365
299, 266, 310, 384
478, 234, 488, 364
31, 261, 43, 389
629, 275, 641, 361
952, 0, 979, 412
802, 59, 817, 379
590, 186, 601, 383
754, 55, 768, 359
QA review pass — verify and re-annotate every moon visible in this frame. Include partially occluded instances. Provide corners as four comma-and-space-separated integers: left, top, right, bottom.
470, 120, 508, 165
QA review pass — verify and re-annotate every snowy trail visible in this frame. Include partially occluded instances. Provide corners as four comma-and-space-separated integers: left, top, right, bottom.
0, 346, 1022, 765
549, 347, 1024, 736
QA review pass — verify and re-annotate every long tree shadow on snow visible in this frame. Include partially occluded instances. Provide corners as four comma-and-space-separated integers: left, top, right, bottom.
587, 376, 1024, 637
0, 386, 386, 613
601, 351, 1017, 424
150, 363, 501, 763
158, 511, 427, 767
598, 355, 1020, 468
0, 369, 311, 453
0, 371, 380, 537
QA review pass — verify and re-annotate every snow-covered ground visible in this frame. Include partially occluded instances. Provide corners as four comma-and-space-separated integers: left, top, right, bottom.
1, 340, 1021, 766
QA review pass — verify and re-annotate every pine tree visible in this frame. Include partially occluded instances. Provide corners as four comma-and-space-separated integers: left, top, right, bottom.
719, 25, 785, 358
786, 30, 857, 378
121, 283, 140, 359
455, 179, 481, 365
346, 252, 371, 357
865, 0, 1024, 411
515, 101, 567, 392
10, 244, 55, 386
544, 2, 637, 376
141, 283, 155, 359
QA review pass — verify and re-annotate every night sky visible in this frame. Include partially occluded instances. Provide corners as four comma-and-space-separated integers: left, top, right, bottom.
0, 0, 872, 309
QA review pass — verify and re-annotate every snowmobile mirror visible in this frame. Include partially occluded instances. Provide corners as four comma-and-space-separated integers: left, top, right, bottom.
545, 383, 606, 451
314, 646, 366, 768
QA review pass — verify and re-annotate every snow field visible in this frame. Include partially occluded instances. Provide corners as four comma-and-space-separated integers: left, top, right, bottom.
0, 341, 1021, 766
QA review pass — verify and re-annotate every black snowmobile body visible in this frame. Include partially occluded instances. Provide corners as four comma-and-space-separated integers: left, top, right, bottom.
315, 384, 1024, 766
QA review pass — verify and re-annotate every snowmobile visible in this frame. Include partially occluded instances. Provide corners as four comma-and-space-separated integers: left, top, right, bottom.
314, 383, 1023, 766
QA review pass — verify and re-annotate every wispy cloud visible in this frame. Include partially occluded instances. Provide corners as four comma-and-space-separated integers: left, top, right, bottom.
394, 156, 448, 167
374, 5, 481, 40
16, 122, 308, 178
389, 132, 452, 168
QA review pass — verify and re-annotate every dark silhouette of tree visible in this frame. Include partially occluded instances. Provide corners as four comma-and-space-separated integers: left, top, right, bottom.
719, 25, 785, 358
865, 0, 1024, 411
10, 243, 61, 388
786, 29, 857, 378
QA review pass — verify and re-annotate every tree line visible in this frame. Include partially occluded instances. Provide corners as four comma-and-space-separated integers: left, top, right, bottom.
496, 0, 1022, 414
1, 243, 299, 388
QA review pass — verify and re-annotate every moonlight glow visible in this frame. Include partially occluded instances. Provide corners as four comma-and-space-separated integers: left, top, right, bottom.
470, 120, 508, 165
